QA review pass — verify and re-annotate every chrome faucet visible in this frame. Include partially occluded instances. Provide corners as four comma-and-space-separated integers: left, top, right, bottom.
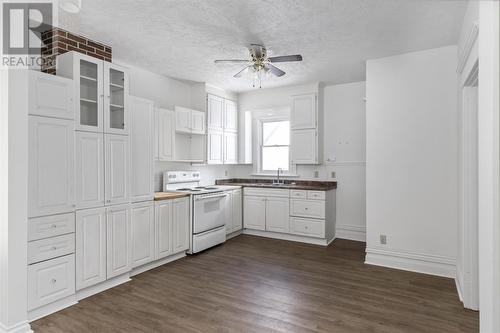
273, 168, 284, 185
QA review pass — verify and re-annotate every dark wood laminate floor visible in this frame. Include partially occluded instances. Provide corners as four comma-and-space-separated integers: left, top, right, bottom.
32, 235, 478, 333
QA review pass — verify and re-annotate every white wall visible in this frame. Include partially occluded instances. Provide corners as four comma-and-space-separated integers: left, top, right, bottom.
365, 45, 458, 278
234, 81, 367, 241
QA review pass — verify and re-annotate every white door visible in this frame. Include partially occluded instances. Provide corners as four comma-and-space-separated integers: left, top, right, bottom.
28, 116, 75, 217
290, 129, 318, 164
207, 94, 224, 131
172, 198, 190, 254
75, 131, 105, 209
131, 201, 155, 268
29, 71, 74, 119
243, 196, 266, 230
291, 93, 316, 129
224, 99, 238, 132
191, 110, 206, 134
75, 54, 104, 133
232, 189, 243, 232
223, 132, 238, 164
103, 62, 129, 135
175, 106, 191, 133
129, 96, 154, 202
76, 207, 106, 290
265, 197, 290, 233
106, 204, 131, 278
207, 130, 223, 164
155, 201, 172, 259
158, 109, 175, 161
105, 134, 129, 205
224, 192, 233, 235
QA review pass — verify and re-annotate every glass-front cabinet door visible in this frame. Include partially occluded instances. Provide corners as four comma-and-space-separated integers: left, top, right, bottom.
104, 63, 128, 135
75, 55, 103, 132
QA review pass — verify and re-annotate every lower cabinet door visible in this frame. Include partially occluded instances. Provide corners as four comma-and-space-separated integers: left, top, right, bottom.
106, 204, 132, 278
265, 197, 290, 233
155, 200, 172, 259
28, 254, 75, 310
131, 201, 155, 268
76, 207, 106, 290
243, 196, 266, 230
172, 198, 189, 254
232, 189, 243, 232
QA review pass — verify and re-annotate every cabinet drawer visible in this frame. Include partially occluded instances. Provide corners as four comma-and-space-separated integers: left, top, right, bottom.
28, 254, 75, 310
28, 213, 75, 241
290, 199, 325, 219
290, 217, 325, 238
290, 190, 307, 199
28, 233, 75, 264
307, 191, 325, 200
244, 187, 289, 198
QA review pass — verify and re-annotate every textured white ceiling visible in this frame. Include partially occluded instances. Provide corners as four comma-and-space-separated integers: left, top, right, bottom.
61, 0, 466, 92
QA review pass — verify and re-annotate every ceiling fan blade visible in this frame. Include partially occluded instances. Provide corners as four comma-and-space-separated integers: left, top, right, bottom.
214, 59, 249, 64
234, 65, 254, 78
266, 64, 286, 77
268, 54, 303, 63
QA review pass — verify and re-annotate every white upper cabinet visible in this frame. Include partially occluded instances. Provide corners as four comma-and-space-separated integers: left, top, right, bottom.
207, 131, 223, 164
157, 108, 175, 161
29, 71, 74, 120
223, 132, 238, 164
291, 93, 316, 129
58, 52, 104, 132
131, 201, 155, 268
29, 116, 75, 218
75, 207, 106, 290
105, 134, 129, 205
103, 62, 129, 135
57, 51, 129, 134
75, 131, 105, 209
129, 96, 154, 202
106, 204, 131, 279
207, 94, 224, 131
175, 106, 192, 133
191, 110, 206, 134
224, 99, 238, 132
290, 129, 318, 164
172, 197, 190, 254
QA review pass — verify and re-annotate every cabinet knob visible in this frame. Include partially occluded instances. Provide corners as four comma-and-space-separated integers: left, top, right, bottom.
51, 278, 57, 284
51, 224, 57, 228
51, 246, 57, 250
305, 226, 309, 229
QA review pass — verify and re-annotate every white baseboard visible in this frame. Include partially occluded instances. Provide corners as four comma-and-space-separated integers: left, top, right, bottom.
243, 229, 329, 246
77, 274, 131, 301
335, 225, 366, 242
131, 252, 186, 277
365, 247, 456, 278
455, 276, 464, 302
0, 321, 32, 333
226, 230, 243, 240
28, 294, 77, 322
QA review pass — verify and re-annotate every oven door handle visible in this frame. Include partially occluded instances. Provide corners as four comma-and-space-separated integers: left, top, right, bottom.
194, 193, 229, 201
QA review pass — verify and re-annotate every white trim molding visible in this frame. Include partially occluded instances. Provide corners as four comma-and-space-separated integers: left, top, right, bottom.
335, 225, 366, 242
457, 21, 479, 74
243, 229, 331, 246
0, 321, 32, 333
365, 247, 456, 278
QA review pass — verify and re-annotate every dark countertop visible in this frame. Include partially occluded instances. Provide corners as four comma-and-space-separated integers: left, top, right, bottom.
215, 178, 337, 191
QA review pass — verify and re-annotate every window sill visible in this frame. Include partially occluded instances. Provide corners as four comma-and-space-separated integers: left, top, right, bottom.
250, 173, 300, 178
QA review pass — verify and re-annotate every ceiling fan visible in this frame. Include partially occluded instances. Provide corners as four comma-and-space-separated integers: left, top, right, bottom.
214, 44, 303, 88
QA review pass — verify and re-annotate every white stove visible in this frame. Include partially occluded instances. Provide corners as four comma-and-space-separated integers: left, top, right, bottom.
163, 171, 227, 254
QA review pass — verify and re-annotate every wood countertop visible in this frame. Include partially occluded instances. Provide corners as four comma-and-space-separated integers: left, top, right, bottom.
154, 192, 190, 201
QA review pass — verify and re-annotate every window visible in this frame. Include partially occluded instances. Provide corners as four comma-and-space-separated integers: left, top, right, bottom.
260, 120, 290, 172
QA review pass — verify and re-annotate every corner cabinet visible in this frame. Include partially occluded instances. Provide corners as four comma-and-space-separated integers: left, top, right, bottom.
290, 93, 320, 164
57, 51, 129, 135
206, 94, 238, 165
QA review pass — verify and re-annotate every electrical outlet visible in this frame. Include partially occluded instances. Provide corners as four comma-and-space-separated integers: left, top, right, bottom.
314, 170, 319, 178
380, 234, 387, 245
331, 171, 336, 179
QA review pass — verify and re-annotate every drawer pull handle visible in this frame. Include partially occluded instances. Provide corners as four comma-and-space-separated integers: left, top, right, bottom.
305, 226, 309, 229
305, 207, 309, 210
51, 279, 57, 284
51, 224, 57, 228
51, 246, 57, 250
